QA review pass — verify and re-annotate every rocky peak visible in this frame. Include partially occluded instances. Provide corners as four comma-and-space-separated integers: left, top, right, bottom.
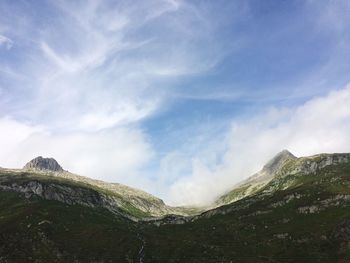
262, 150, 296, 174
23, 156, 64, 172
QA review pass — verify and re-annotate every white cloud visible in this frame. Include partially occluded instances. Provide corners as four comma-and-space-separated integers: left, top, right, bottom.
1, 86, 350, 206
0, 35, 13, 49
0, 117, 154, 189
0, 0, 223, 132
77, 101, 156, 131
166, 85, 350, 206
2, 1, 350, 207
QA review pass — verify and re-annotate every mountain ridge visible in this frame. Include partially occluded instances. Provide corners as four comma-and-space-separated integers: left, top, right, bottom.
1, 151, 349, 221
147, 151, 350, 225
215, 151, 350, 207
215, 149, 297, 206
0, 151, 350, 262
1, 157, 198, 220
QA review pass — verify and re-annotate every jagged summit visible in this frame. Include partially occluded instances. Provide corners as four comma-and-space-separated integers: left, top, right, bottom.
243, 149, 296, 183
216, 149, 297, 206
262, 149, 296, 174
17, 156, 193, 219
1, 152, 350, 262
23, 156, 64, 172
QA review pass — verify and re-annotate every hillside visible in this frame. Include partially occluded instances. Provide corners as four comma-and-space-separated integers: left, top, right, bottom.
141, 152, 350, 262
0, 152, 349, 262
0, 157, 196, 220
216, 150, 297, 206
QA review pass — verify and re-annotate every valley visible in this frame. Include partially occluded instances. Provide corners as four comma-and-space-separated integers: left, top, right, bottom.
0, 152, 349, 262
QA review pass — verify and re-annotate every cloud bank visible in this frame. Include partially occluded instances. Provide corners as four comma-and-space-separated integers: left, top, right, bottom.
0, 0, 224, 132
0, 1, 350, 206
0, 117, 154, 189
1, 85, 349, 206
166, 85, 350, 205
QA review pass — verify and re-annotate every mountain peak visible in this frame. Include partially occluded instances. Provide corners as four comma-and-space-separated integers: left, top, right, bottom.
263, 149, 296, 174
23, 156, 64, 172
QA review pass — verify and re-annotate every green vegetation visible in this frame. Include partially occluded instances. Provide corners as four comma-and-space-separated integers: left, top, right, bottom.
0, 170, 152, 219
0, 191, 141, 262
217, 184, 253, 204
141, 161, 350, 262
0, 155, 350, 262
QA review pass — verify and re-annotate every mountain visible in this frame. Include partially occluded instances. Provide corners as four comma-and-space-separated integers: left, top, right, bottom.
140, 152, 350, 262
0, 152, 350, 262
216, 149, 297, 206
1, 157, 196, 220
23, 156, 64, 172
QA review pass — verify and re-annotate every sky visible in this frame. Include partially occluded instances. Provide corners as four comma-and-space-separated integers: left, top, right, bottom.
0, 0, 350, 206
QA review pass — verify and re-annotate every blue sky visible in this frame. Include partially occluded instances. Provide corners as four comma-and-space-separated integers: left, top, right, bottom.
1, 0, 350, 205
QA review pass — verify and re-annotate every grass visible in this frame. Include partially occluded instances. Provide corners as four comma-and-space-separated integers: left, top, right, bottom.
0, 170, 152, 219
217, 184, 252, 204
0, 159, 349, 262
0, 191, 141, 262
139, 161, 350, 262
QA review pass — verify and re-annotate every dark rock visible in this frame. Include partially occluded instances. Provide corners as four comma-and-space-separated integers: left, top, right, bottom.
332, 219, 350, 241
23, 156, 64, 172
263, 149, 297, 174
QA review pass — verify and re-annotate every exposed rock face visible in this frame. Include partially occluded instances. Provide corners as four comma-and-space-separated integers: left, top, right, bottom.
20, 157, 190, 217
262, 150, 296, 174
42, 170, 192, 217
159, 153, 350, 226
244, 150, 297, 185
216, 152, 350, 207
1, 151, 348, 223
23, 156, 64, 172
279, 153, 350, 176
216, 150, 297, 206
0, 180, 138, 219
0, 168, 193, 219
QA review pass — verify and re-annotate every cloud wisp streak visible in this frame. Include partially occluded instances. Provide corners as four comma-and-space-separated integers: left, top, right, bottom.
0, 1, 350, 205
1, 85, 350, 206
0, 35, 13, 49
0, 0, 225, 132
166, 85, 350, 205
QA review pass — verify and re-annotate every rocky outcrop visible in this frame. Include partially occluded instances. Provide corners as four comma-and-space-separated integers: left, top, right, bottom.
216, 150, 297, 206
297, 194, 350, 214
1, 152, 349, 224
263, 150, 297, 174
279, 153, 350, 176
0, 179, 141, 220
157, 152, 350, 226
24, 156, 64, 172
0, 166, 193, 219
21, 155, 194, 217
217, 152, 350, 207
262, 153, 350, 193
244, 150, 297, 184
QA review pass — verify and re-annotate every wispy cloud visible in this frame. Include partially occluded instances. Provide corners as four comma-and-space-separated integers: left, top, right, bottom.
0, 34, 13, 49
1, 0, 223, 132
0, 117, 154, 189
0, 0, 230, 197
1, 1, 350, 206
166, 85, 350, 205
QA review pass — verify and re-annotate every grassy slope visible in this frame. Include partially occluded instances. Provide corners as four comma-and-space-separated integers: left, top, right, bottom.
0, 161, 349, 262
0, 170, 200, 218
140, 162, 350, 263
0, 170, 152, 219
0, 191, 141, 262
